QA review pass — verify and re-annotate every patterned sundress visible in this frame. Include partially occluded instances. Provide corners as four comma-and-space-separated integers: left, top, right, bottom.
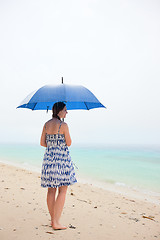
41, 122, 77, 188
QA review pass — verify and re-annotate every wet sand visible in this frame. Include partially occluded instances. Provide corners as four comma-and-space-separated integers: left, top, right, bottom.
0, 162, 160, 240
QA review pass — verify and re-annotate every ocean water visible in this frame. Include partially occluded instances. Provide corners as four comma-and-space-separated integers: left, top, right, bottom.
0, 144, 160, 194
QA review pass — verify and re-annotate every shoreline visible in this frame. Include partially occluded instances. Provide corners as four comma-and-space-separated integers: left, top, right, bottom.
0, 162, 160, 240
0, 143, 160, 197
1, 158, 160, 205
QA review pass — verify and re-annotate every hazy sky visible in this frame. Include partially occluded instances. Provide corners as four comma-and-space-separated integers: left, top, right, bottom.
0, 0, 160, 146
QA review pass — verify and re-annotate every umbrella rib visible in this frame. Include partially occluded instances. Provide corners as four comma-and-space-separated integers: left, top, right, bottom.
32, 103, 37, 110
84, 102, 89, 110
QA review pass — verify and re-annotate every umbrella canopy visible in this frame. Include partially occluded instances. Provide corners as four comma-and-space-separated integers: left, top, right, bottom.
17, 84, 106, 111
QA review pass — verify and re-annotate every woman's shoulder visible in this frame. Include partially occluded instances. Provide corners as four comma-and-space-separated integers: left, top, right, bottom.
61, 121, 68, 127
46, 118, 58, 124
61, 122, 69, 132
45, 119, 52, 125
44, 119, 55, 127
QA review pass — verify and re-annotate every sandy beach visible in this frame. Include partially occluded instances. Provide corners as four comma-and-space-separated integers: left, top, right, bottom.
0, 162, 160, 240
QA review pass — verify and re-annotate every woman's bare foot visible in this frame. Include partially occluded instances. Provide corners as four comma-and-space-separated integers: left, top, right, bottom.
52, 222, 67, 230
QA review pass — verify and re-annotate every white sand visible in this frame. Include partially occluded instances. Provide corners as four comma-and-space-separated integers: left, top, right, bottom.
0, 162, 160, 240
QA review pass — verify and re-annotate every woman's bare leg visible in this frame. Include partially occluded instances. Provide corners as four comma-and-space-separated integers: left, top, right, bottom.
52, 185, 68, 230
47, 188, 57, 224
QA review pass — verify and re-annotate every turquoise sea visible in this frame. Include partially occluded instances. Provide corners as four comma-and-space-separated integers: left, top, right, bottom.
0, 144, 160, 194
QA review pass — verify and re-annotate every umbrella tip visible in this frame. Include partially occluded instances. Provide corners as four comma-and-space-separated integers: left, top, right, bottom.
62, 77, 63, 84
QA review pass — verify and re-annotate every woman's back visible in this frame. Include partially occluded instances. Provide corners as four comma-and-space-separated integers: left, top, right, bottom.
45, 119, 64, 135
40, 118, 71, 146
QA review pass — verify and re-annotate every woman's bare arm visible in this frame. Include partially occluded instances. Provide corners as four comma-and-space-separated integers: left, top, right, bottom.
64, 123, 72, 146
40, 125, 47, 147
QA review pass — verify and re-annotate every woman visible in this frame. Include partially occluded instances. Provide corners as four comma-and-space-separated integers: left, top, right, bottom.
40, 102, 77, 230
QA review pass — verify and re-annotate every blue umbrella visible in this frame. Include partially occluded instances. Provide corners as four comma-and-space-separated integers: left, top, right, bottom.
17, 83, 106, 111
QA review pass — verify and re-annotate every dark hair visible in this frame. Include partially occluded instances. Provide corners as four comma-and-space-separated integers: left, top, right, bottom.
52, 102, 66, 120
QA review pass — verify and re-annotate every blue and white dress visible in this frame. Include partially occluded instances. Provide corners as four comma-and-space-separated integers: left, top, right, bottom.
41, 122, 77, 188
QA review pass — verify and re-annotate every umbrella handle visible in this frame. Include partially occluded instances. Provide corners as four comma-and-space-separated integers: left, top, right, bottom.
46, 106, 49, 113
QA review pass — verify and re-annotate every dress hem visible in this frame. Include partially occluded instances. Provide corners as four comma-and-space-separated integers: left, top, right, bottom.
41, 180, 77, 188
